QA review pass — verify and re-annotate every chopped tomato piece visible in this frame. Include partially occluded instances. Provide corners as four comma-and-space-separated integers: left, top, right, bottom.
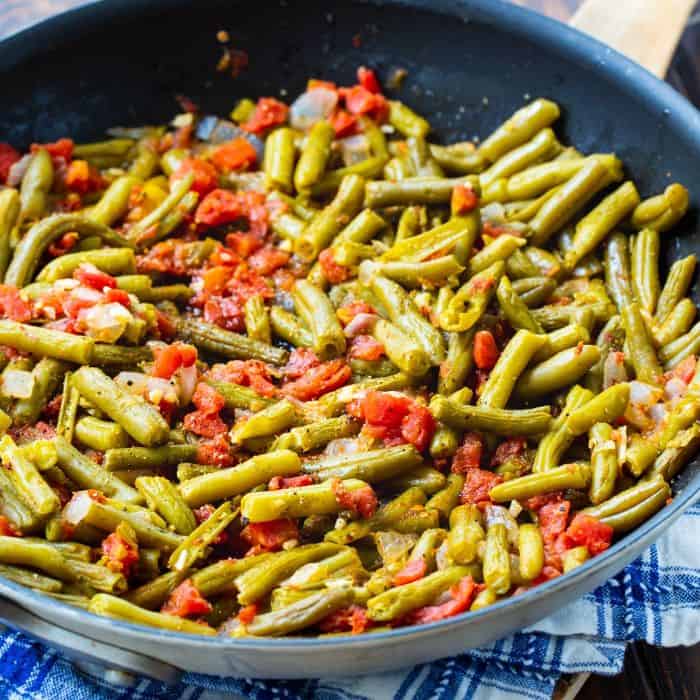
329, 109, 358, 137
392, 558, 427, 586
241, 97, 289, 134
332, 479, 378, 519
74, 263, 117, 290
31, 138, 74, 166
565, 513, 613, 556
336, 300, 377, 326
400, 404, 436, 452
161, 579, 213, 618
532, 565, 562, 585
201, 266, 232, 296
48, 232, 79, 257
451, 183, 479, 215
224, 232, 263, 258
319, 605, 373, 634
349, 335, 385, 361
0, 285, 33, 323
357, 66, 381, 94
0, 516, 20, 537
0, 143, 21, 184
197, 434, 234, 467
490, 437, 527, 467
283, 348, 320, 380
473, 330, 499, 370
211, 138, 258, 172
524, 492, 563, 511
101, 531, 139, 577
183, 382, 227, 438
152, 342, 197, 379
195, 188, 244, 228
318, 248, 352, 284
269, 474, 314, 490
241, 518, 299, 552
171, 157, 218, 196
208, 359, 278, 397
402, 576, 478, 625
356, 390, 412, 428
671, 354, 697, 385
459, 467, 502, 505
64, 159, 105, 194
538, 500, 571, 544
248, 245, 290, 275
452, 433, 484, 473
341, 85, 389, 122
237, 603, 258, 625
281, 359, 351, 401
103, 288, 131, 307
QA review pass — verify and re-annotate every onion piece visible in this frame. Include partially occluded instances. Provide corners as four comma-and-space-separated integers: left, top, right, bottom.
624, 380, 664, 431
289, 88, 338, 131
664, 376, 687, 405
340, 134, 371, 166
176, 363, 198, 406
7, 154, 32, 187
1, 369, 35, 399
603, 351, 628, 389
374, 530, 417, 567
115, 372, 179, 405
80, 303, 133, 344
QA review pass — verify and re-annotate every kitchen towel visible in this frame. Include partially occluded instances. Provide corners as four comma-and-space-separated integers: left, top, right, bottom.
0, 500, 699, 700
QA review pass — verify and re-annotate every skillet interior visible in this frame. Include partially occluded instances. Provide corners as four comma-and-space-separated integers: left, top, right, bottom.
0, 0, 699, 670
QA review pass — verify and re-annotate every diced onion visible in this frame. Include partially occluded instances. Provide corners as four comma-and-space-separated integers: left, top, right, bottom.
1, 369, 35, 399
80, 303, 133, 344
340, 134, 371, 166
290, 88, 338, 131
374, 530, 417, 566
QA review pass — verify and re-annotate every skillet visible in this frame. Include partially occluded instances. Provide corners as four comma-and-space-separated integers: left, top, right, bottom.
0, 0, 699, 681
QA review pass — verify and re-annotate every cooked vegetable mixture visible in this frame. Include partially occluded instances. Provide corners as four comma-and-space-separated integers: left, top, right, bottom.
0, 66, 696, 637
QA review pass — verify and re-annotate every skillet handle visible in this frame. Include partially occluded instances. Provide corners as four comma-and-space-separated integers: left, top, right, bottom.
570, 0, 695, 77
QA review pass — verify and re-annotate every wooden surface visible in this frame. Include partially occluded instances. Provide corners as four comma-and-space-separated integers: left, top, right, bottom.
2, 1, 700, 699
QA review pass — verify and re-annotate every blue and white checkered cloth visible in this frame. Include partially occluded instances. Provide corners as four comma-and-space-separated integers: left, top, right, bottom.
1, 501, 700, 700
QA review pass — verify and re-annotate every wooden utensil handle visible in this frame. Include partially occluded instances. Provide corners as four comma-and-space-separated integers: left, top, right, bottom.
571, 0, 695, 77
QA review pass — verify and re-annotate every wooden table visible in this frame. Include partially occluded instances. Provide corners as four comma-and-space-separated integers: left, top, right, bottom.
2, 1, 700, 698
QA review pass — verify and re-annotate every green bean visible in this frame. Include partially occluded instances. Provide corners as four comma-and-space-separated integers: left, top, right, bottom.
489, 462, 591, 502
0, 536, 74, 580
478, 99, 560, 164
236, 542, 343, 605
406, 136, 444, 177
429, 144, 486, 175
468, 235, 526, 277
5, 213, 132, 288
384, 156, 414, 181
479, 330, 547, 408
382, 467, 446, 495
631, 228, 661, 314
531, 301, 615, 331
311, 372, 410, 417
128, 139, 160, 179
655, 255, 697, 324
438, 329, 475, 396
365, 176, 475, 209
175, 317, 288, 365
207, 380, 272, 413
470, 586, 499, 611
102, 444, 197, 473
659, 321, 700, 366
271, 211, 305, 241
37, 247, 136, 283
72, 367, 169, 446
74, 138, 135, 161
604, 232, 633, 310
0, 189, 19, 282
565, 383, 630, 436
367, 256, 464, 289
267, 306, 312, 348
649, 424, 700, 482
294, 120, 335, 192
564, 181, 639, 269
431, 395, 551, 436
12, 358, 69, 427
91, 343, 153, 368
496, 275, 544, 333
89, 594, 215, 634
291, 280, 347, 358
179, 450, 301, 507
272, 416, 360, 453
630, 183, 689, 232
518, 523, 544, 581
311, 156, 388, 198
652, 298, 696, 348
243, 294, 271, 344
373, 319, 431, 377
588, 422, 619, 505
388, 100, 430, 138
621, 302, 662, 384
483, 523, 511, 594
350, 358, 399, 378
394, 205, 425, 243
88, 175, 140, 226
531, 325, 590, 364
529, 157, 622, 246
264, 127, 296, 192
447, 504, 484, 565
429, 423, 460, 460
0, 563, 63, 593
20, 148, 54, 222
515, 345, 600, 401
367, 566, 470, 621
231, 399, 299, 445
303, 444, 422, 483
425, 474, 465, 522
0, 467, 39, 532
74, 416, 129, 451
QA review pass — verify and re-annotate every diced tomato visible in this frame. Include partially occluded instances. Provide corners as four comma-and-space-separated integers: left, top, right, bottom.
538, 500, 571, 544
195, 189, 244, 228
336, 300, 377, 326
202, 266, 233, 296
459, 467, 502, 505
490, 437, 527, 467
671, 354, 697, 385
208, 359, 278, 397
332, 479, 378, 518
356, 390, 412, 428
224, 232, 263, 259
318, 248, 352, 284
0, 516, 20, 537
307, 79, 337, 92
211, 138, 258, 172
452, 433, 484, 473
349, 335, 385, 361
241, 518, 299, 552
248, 245, 290, 275
282, 359, 351, 401
473, 330, 499, 370
237, 603, 258, 625
402, 576, 478, 625
329, 109, 358, 137
193, 504, 216, 524
31, 138, 74, 166
241, 97, 289, 134
565, 513, 613, 556
0, 143, 21, 184
161, 579, 213, 618
155, 309, 176, 340
152, 342, 198, 379
64, 159, 105, 194
48, 232, 79, 257
103, 288, 131, 307
341, 85, 389, 122
451, 183, 479, 215
400, 404, 436, 452
470, 275, 496, 294
171, 157, 218, 196
183, 382, 227, 438
357, 66, 381, 94
74, 263, 117, 290
284, 348, 320, 380
196, 434, 234, 467
101, 531, 139, 577
0, 285, 33, 323
319, 605, 373, 634
524, 492, 563, 511
392, 558, 427, 586
532, 566, 562, 586
269, 474, 314, 490
9, 420, 56, 445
